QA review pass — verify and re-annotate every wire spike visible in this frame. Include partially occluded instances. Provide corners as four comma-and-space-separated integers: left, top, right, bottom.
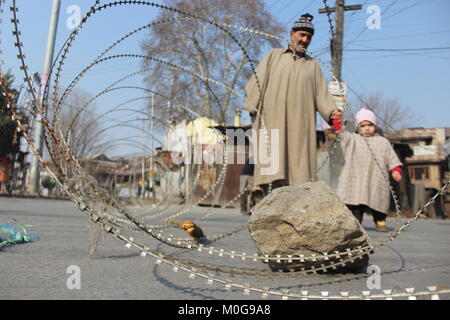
243, 287, 250, 295
405, 288, 415, 294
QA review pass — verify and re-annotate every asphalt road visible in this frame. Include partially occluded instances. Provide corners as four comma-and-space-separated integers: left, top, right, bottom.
1, 197, 449, 300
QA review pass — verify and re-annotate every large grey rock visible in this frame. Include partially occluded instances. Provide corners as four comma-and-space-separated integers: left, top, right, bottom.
248, 181, 371, 271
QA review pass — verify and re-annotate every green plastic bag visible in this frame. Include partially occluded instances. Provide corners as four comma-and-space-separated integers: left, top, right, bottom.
0, 220, 37, 249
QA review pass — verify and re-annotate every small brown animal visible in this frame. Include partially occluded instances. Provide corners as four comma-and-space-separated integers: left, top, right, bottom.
165, 218, 205, 241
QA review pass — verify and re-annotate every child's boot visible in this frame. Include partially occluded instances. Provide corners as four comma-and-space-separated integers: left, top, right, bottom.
375, 220, 388, 232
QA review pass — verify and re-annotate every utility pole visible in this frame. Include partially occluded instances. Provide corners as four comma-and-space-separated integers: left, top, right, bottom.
150, 92, 155, 201
0, 0, 5, 68
141, 116, 145, 198
319, 0, 361, 81
27, 0, 61, 195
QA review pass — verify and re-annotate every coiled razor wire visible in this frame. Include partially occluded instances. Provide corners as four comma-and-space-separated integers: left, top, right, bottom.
6, 0, 446, 280
4, 0, 442, 266
2, 0, 449, 299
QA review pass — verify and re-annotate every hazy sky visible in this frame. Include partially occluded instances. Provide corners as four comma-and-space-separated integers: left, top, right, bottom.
1, 0, 449, 156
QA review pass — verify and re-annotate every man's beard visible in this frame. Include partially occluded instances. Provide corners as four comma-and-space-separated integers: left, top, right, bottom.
292, 42, 307, 55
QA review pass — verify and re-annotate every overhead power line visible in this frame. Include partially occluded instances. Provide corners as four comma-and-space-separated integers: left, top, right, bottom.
275, 0, 296, 16
344, 0, 425, 47
347, 29, 450, 43
287, 0, 316, 24
345, 46, 450, 52
345, 53, 450, 61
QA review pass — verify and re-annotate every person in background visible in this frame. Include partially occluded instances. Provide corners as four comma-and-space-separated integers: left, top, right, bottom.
240, 157, 254, 215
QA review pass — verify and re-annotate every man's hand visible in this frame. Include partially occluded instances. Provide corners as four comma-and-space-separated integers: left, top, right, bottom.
243, 105, 255, 113
249, 111, 257, 123
330, 109, 343, 120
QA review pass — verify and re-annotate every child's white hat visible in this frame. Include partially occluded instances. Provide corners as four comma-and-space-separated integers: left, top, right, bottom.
355, 108, 376, 125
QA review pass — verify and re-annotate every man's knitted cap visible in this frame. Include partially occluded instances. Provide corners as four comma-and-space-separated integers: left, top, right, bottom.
291, 13, 314, 35
355, 108, 377, 126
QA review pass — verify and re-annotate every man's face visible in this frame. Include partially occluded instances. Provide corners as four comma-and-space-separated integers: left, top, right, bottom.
290, 30, 313, 54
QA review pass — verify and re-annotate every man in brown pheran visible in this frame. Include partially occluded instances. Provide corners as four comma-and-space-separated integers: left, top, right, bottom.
244, 13, 342, 190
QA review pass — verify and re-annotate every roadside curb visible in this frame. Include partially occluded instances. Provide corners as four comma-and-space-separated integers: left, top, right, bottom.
0, 194, 70, 201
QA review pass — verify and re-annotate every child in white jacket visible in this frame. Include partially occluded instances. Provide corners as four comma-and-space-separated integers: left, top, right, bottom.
332, 108, 402, 232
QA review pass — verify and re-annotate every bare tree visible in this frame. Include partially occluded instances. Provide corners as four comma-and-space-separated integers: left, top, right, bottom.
141, 0, 285, 124
350, 91, 419, 131
56, 89, 110, 158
